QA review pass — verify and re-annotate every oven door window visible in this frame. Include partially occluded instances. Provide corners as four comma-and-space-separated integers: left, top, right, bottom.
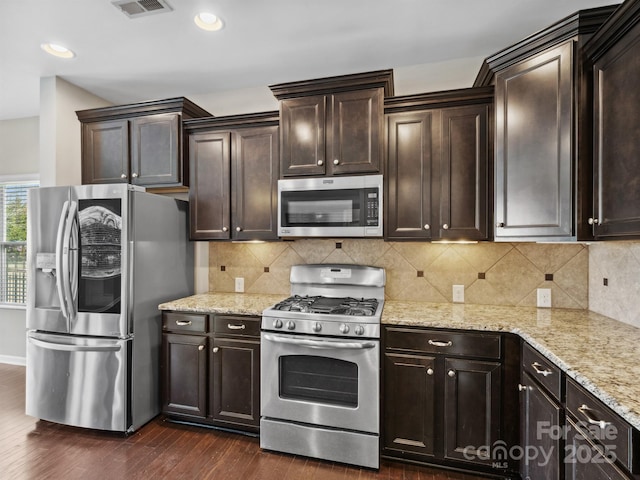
281, 189, 363, 227
279, 355, 358, 408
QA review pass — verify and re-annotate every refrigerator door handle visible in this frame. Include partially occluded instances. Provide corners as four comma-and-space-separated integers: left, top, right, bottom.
28, 336, 122, 353
55, 201, 71, 320
61, 201, 78, 323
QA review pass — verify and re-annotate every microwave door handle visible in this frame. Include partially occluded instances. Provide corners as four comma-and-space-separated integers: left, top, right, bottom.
61, 201, 78, 325
55, 201, 70, 320
263, 333, 376, 350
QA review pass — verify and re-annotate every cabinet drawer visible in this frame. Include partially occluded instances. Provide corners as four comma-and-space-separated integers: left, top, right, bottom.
212, 315, 260, 337
566, 378, 637, 473
162, 312, 208, 333
384, 326, 501, 359
522, 343, 562, 401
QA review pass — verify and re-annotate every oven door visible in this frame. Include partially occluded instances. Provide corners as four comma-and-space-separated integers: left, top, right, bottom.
261, 332, 379, 434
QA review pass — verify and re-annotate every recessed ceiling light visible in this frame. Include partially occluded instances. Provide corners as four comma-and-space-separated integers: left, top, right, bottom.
194, 12, 223, 31
41, 43, 75, 59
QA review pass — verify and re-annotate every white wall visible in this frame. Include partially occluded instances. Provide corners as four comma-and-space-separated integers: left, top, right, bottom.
0, 80, 112, 364
39, 77, 111, 187
0, 116, 40, 364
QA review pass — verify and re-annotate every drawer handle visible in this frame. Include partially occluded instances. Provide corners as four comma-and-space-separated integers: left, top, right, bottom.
531, 362, 553, 377
176, 320, 192, 326
428, 339, 452, 347
578, 404, 611, 429
227, 324, 246, 330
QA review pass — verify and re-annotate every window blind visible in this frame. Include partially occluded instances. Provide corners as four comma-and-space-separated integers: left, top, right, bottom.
1, 181, 38, 305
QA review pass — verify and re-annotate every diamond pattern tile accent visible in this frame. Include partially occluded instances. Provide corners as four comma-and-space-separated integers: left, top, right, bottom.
209, 239, 590, 309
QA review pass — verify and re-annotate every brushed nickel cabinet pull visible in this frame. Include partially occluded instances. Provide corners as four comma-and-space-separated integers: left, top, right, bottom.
426, 368, 434, 376
227, 324, 246, 330
578, 404, 611, 429
518, 384, 530, 392
428, 339, 452, 347
447, 370, 456, 377
198, 345, 204, 351
213, 347, 219, 353
176, 320, 192, 326
531, 362, 552, 377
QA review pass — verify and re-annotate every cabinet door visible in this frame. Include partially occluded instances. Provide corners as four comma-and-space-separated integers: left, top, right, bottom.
81, 120, 129, 184
232, 126, 279, 240
130, 114, 181, 187
383, 352, 436, 457
443, 358, 501, 465
521, 372, 562, 480
386, 111, 433, 240
188, 132, 231, 240
592, 21, 640, 239
280, 95, 326, 176
494, 42, 574, 240
438, 105, 489, 241
162, 333, 208, 418
328, 88, 383, 175
210, 337, 260, 429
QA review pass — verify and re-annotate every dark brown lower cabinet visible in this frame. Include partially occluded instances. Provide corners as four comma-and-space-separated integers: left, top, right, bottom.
565, 418, 628, 480
382, 326, 518, 477
384, 353, 436, 457
443, 358, 501, 464
520, 372, 562, 480
210, 337, 260, 430
161, 312, 260, 434
162, 333, 208, 418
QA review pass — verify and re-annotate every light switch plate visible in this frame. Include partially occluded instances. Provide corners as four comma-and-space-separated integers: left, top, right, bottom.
235, 277, 244, 293
452, 285, 464, 303
537, 288, 551, 308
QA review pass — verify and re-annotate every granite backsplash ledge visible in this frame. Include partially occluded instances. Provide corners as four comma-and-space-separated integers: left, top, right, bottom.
209, 240, 588, 309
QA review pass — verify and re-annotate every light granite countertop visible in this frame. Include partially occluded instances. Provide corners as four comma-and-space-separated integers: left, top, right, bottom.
159, 293, 640, 431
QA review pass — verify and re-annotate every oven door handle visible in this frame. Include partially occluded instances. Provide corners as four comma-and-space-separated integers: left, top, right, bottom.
262, 333, 376, 350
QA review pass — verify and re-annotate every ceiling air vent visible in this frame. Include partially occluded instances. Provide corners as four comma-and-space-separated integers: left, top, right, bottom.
112, 0, 173, 18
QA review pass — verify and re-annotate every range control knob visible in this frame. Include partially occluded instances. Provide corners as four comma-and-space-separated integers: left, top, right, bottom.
339, 323, 350, 334
286, 320, 296, 331
312, 322, 322, 333
354, 325, 365, 336
273, 319, 283, 329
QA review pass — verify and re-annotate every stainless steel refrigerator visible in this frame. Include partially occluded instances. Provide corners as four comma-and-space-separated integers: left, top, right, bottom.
25, 184, 193, 433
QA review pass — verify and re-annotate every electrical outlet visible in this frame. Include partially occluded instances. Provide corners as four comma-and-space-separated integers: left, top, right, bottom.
537, 288, 551, 308
235, 277, 244, 293
452, 285, 464, 303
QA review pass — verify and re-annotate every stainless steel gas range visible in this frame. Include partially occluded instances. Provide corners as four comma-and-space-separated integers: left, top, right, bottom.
260, 264, 385, 469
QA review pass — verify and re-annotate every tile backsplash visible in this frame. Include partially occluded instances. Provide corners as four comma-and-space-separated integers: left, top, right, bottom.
589, 241, 640, 328
209, 240, 589, 309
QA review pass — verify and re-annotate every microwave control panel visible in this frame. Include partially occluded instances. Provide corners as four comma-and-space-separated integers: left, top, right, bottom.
365, 189, 379, 225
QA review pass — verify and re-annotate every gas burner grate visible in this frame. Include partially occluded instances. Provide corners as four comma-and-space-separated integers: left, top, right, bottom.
272, 295, 378, 316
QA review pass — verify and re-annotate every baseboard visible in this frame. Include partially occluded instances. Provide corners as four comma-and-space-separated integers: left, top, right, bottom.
0, 355, 26, 366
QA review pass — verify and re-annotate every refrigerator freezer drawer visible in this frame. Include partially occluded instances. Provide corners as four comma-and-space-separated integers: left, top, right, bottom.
26, 331, 130, 432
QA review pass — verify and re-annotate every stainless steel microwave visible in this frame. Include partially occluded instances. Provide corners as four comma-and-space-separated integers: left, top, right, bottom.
278, 175, 383, 237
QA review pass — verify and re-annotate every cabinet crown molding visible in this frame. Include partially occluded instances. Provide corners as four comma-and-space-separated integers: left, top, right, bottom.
584, 0, 640, 62
269, 69, 394, 99
474, 5, 618, 86
384, 86, 493, 113
76, 97, 211, 122
183, 111, 279, 133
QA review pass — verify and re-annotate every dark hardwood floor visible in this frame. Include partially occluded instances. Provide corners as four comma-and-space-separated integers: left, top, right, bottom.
0, 363, 489, 479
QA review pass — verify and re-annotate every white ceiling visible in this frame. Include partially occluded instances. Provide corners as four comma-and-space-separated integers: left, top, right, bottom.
0, 0, 622, 121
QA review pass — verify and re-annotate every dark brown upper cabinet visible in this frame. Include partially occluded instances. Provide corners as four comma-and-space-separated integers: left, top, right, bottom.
185, 112, 279, 241
270, 70, 394, 177
474, 6, 617, 242
585, 0, 640, 239
385, 88, 492, 241
77, 97, 210, 190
